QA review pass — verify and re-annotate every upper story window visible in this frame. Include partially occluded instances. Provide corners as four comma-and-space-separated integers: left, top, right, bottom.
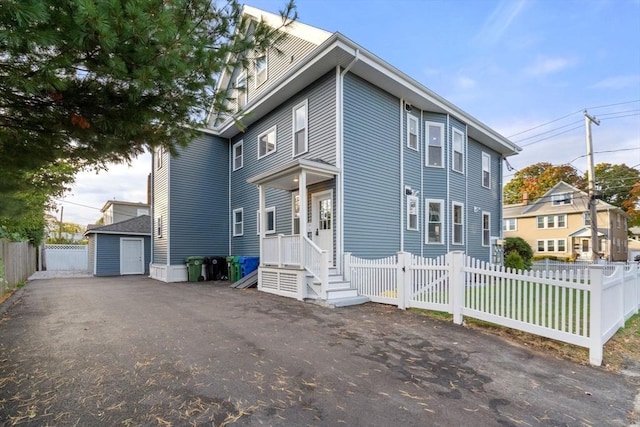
407, 115, 418, 151
156, 146, 164, 169
293, 100, 308, 156
425, 122, 444, 167
537, 214, 566, 229
482, 152, 491, 188
452, 202, 464, 245
551, 192, 572, 206
407, 195, 418, 231
583, 212, 591, 226
258, 126, 277, 159
235, 71, 247, 111
452, 128, 464, 174
233, 208, 243, 237
503, 218, 517, 231
425, 199, 443, 244
233, 140, 243, 171
255, 54, 268, 87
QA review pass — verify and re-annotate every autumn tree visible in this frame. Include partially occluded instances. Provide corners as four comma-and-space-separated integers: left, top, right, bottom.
593, 163, 640, 227
503, 162, 585, 204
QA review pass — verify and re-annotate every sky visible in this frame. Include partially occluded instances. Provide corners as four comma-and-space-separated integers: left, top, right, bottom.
56, 0, 640, 226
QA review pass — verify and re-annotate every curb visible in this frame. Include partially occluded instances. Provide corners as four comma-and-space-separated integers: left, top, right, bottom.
0, 285, 27, 317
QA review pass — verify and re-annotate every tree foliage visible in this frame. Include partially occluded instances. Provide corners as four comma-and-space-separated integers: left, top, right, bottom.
592, 163, 640, 226
503, 162, 585, 204
504, 237, 533, 270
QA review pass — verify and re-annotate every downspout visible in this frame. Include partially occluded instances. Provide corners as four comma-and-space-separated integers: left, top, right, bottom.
166, 149, 171, 269
400, 98, 404, 252
465, 124, 469, 251
228, 138, 232, 256
337, 50, 359, 274
446, 114, 450, 254
420, 109, 424, 257
150, 152, 154, 275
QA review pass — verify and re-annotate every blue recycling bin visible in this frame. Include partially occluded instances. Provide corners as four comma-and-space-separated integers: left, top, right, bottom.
238, 256, 260, 278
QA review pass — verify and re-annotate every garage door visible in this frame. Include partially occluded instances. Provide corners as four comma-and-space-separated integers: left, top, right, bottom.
120, 238, 144, 275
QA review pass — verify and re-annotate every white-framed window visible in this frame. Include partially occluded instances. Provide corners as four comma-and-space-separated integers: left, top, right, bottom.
258, 126, 276, 159
156, 146, 165, 169
583, 212, 591, 226
482, 212, 490, 247
452, 128, 464, 173
257, 207, 276, 235
407, 195, 419, 231
235, 71, 247, 111
407, 115, 419, 151
425, 122, 444, 167
156, 216, 163, 238
537, 239, 567, 252
503, 218, 517, 231
233, 140, 243, 171
537, 214, 567, 229
481, 152, 491, 189
425, 199, 443, 244
452, 202, 464, 245
292, 192, 301, 235
292, 100, 308, 156
551, 192, 573, 206
255, 54, 267, 87
233, 208, 243, 237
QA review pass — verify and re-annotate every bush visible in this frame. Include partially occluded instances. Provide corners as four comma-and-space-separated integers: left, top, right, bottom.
504, 237, 533, 270
504, 251, 525, 270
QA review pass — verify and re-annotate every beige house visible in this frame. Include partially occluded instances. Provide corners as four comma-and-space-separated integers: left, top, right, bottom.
100, 200, 150, 225
503, 181, 629, 261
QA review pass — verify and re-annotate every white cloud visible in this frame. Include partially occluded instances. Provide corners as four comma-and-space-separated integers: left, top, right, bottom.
525, 56, 574, 77
455, 75, 477, 90
474, 0, 527, 46
590, 74, 640, 90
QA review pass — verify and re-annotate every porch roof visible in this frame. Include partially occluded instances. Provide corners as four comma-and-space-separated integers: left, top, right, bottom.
247, 158, 340, 191
568, 227, 608, 238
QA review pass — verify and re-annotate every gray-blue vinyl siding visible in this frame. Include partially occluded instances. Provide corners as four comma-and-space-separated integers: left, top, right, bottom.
343, 73, 401, 258
153, 147, 169, 264
94, 234, 151, 276
403, 110, 422, 255
229, 71, 337, 256
169, 134, 230, 265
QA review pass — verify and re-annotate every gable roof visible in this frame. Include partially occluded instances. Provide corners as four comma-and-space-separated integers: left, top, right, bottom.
205, 6, 520, 157
85, 215, 151, 236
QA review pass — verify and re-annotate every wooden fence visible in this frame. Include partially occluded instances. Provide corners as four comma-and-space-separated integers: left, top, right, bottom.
0, 239, 37, 294
344, 251, 640, 366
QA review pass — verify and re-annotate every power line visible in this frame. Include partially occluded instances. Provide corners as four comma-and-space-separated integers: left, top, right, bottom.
512, 119, 583, 143
587, 99, 640, 110
519, 124, 584, 147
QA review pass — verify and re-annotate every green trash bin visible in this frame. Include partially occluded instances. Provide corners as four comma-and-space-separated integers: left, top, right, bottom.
186, 256, 205, 282
226, 256, 242, 282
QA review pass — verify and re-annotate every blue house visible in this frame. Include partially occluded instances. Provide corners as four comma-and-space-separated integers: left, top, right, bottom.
150, 6, 521, 302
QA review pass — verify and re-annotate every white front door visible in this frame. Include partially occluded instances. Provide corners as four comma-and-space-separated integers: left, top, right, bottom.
120, 238, 144, 275
311, 190, 333, 266
580, 238, 590, 259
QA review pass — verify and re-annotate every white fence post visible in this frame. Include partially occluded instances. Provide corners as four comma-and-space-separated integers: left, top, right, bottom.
450, 251, 465, 325
343, 252, 352, 282
397, 252, 410, 310
589, 268, 603, 366
320, 251, 329, 300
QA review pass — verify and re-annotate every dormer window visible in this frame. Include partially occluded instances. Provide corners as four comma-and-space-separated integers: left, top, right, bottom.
255, 54, 267, 87
551, 192, 572, 206
235, 71, 247, 111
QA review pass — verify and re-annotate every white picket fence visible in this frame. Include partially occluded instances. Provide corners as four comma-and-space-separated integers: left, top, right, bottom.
344, 251, 640, 366
44, 244, 88, 271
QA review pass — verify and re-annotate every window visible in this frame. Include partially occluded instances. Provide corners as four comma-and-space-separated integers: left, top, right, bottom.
583, 212, 591, 226
258, 126, 276, 159
235, 71, 247, 111
255, 54, 267, 87
452, 128, 464, 173
257, 207, 276, 235
481, 152, 491, 188
233, 140, 243, 171
156, 146, 164, 169
292, 192, 301, 234
503, 218, 517, 231
156, 216, 162, 238
551, 192, 573, 206
536, 214, 567, 229
407, 195, 418, 231
425, 199, 443, 244
482, 212, 490, 247
407, 115, 418, 151
293, 101, 308, 156
233, 208, 243, 236
425, 122, 444, 167
536, 239, 567, 252
452, 202, 464, 245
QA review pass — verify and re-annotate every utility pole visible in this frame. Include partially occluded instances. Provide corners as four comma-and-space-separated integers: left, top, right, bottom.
584, 110, 600, 263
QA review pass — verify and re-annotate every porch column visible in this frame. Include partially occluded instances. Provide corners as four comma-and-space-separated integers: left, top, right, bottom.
299, 170, 308, 266
258, 184, 266, 265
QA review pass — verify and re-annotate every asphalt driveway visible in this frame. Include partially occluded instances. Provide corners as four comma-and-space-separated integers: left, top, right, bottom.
0, 276, 637, 426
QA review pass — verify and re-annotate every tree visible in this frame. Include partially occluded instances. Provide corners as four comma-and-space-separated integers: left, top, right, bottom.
592, 163, 640, 226
504, 237, 533, 270
503, 162, 585, 204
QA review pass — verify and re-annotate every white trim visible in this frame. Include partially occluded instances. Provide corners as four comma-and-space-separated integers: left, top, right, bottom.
257, 125, 277, 159
551, 192, 573, 206
235, 71, 248, 112
503, 218, 517, 231
452, 128, 464, 174
255, 54, 268, 88
120, 237, 145, 275
311, 189, 334, 267
481, 152, 491, 189
425, 121, 444, 168
482, 211, 491, 247
233, 140, 244, 171
407, 114, 419, 151
292, 99, 309, 157
233, 208, 244, 237
536, 238, 567, 253
87, 231, 150, 237
406, 195, 419, 231
242, 5, 332, 45
292, 191, 300, 234
425, 199, 444, 245
536, 214, 567, 229
452, 201, 464, 245
256, 206, 276, 235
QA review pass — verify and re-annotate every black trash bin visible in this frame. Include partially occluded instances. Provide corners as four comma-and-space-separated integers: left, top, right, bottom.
215, 256, 228, 280
206, 256, 219, 281
203, 257, 212, 281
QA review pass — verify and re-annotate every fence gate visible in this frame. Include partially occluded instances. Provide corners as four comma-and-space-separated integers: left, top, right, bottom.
44, 244, 88, 271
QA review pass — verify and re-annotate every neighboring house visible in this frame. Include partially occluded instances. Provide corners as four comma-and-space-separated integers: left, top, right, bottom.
150, 6, 521, 298
85, 215, 151, 276
503, 181, 629, 262
101, 200, 150, 225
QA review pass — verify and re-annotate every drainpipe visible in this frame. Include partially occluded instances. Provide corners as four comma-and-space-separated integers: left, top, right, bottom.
400, 98, 404, 252
337, 49, 359, 274
446, 114, 450, 254
420, 109, 424, 257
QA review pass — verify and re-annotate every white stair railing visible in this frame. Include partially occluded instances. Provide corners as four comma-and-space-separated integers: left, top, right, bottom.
302, 236, 329, 298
